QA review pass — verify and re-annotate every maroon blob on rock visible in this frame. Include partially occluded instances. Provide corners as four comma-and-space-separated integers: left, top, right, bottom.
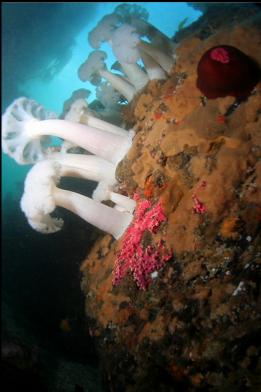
196, 45, 260, 99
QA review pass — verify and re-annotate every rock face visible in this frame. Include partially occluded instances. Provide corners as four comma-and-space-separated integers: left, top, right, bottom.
81, 6, 261, 391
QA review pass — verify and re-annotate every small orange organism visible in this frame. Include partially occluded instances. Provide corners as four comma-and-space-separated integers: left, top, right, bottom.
59, 318, 71, 332
216, 114, 227, 124
144, 175, 155, 198
144, 174, 168, 199
220, 217, 241, 239
154, 111, 164, 120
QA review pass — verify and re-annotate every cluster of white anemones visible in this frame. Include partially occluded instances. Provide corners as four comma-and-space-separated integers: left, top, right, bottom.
2, 4, 176, 239
2, 96, 135, 239
79, 3, 176, 103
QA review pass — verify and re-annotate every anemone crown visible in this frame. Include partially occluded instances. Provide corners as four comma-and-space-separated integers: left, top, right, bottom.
197, 45, 261, 99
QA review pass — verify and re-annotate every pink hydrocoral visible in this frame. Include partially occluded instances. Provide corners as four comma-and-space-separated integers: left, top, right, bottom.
113, 194, 173, 290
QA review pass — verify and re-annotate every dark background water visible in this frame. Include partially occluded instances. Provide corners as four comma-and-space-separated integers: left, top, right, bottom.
2, 4, 109, 389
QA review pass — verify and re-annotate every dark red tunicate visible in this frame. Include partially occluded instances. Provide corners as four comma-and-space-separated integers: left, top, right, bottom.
196, 45, 260, 99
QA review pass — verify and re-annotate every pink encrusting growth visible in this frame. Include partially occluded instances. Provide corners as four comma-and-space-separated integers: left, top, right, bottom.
192, 180, 207, 214
113, 194, 173, 290
192, 194, 206, 214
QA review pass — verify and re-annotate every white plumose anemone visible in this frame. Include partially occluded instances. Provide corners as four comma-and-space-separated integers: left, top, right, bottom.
20, 160, 134, 239
2, 97, 134, 165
